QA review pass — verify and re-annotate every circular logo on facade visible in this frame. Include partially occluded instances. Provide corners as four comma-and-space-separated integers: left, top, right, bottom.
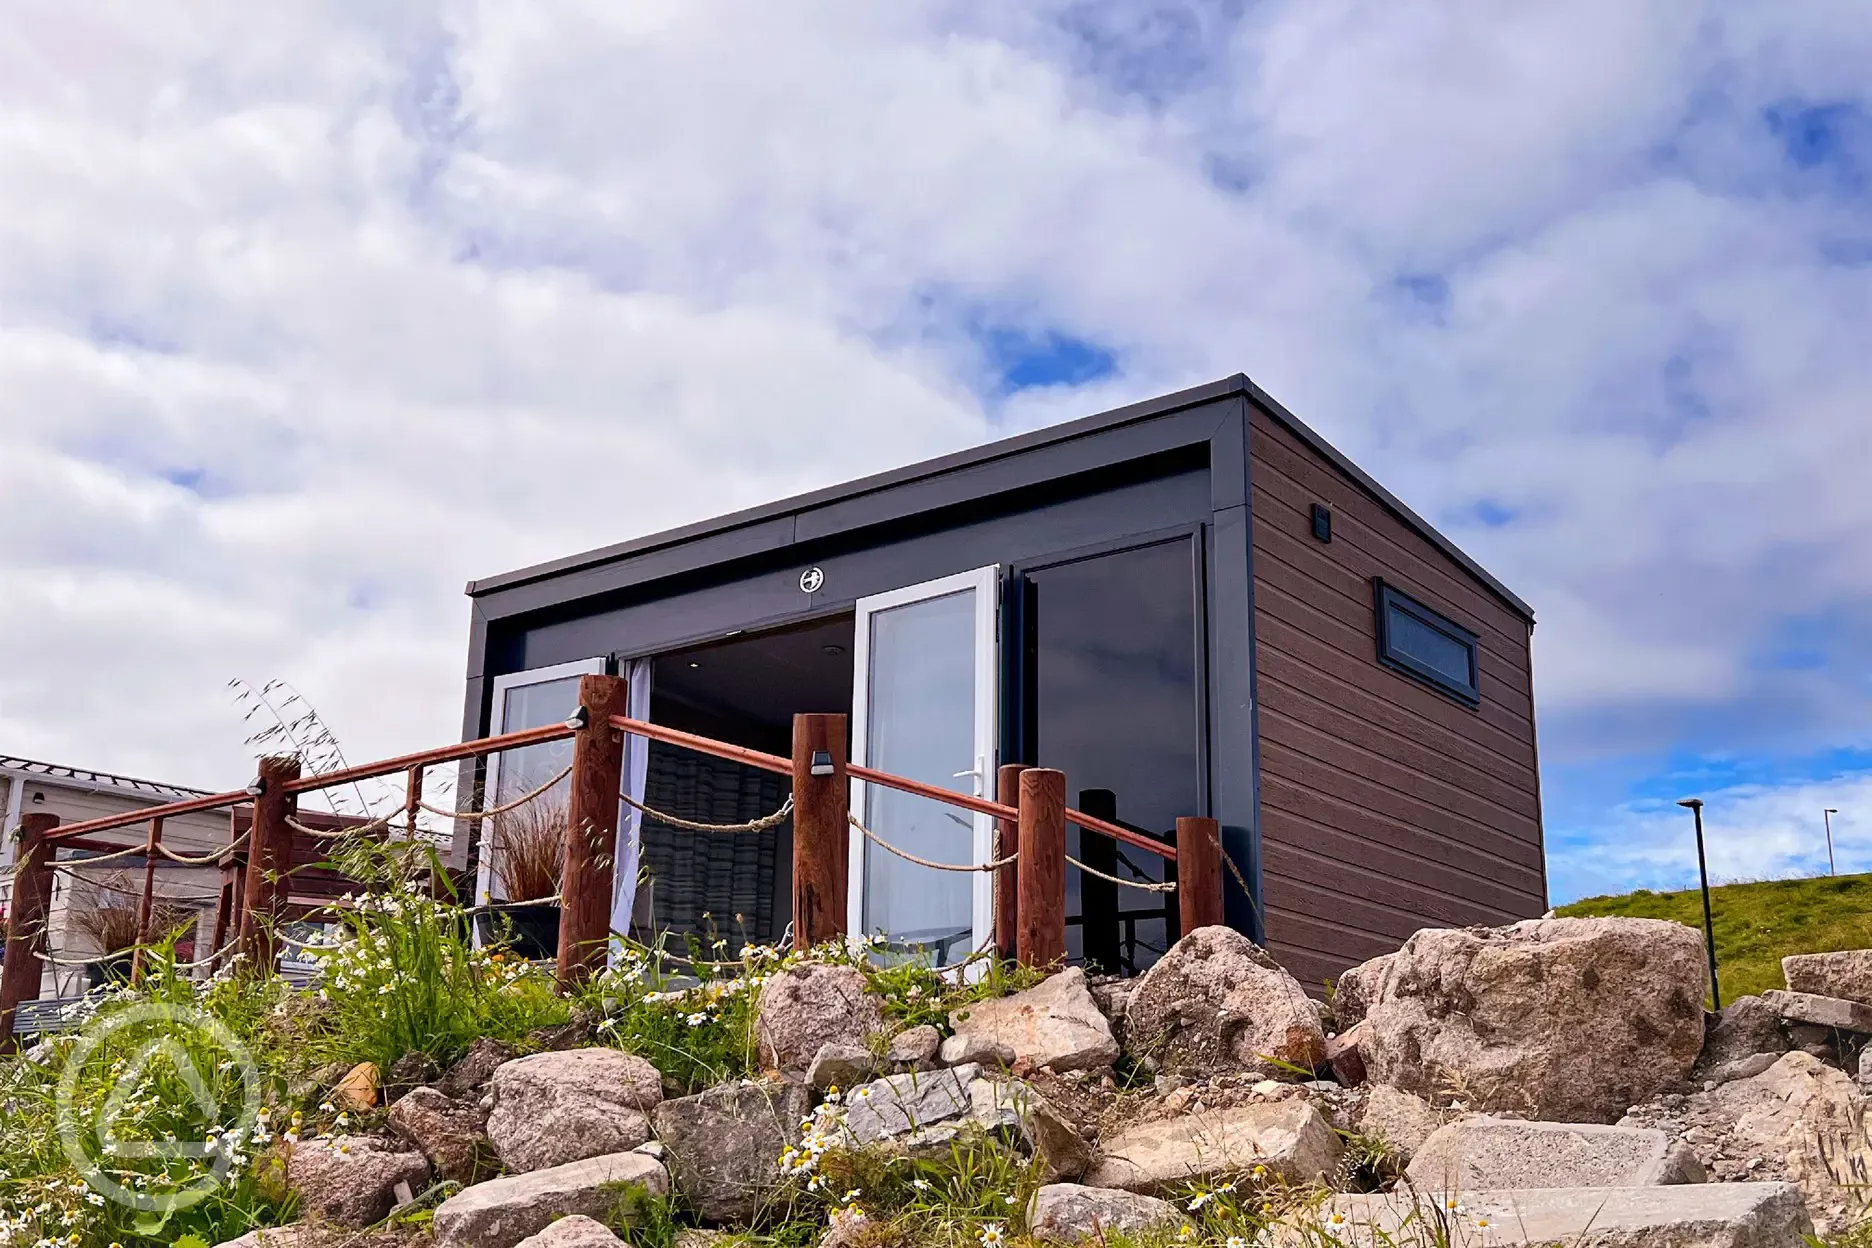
799, 567, 825, 594
56, 1002, 264, 1213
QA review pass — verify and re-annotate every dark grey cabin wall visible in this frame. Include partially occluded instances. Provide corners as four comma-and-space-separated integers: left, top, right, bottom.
512, 459, 1212, 672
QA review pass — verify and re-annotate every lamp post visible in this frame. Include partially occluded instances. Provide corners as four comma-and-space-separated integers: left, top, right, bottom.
1677, 797, 1721, 1011
1825, 808, 1839, 877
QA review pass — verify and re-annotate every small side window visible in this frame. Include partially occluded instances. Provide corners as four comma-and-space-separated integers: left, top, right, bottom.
1375, 579, 1480, 706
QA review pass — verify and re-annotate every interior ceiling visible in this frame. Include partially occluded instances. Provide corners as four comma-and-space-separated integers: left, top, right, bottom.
652, 615, 856, 731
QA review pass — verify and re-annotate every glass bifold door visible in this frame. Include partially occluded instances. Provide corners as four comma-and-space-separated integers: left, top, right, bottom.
847, 566, 1000, 963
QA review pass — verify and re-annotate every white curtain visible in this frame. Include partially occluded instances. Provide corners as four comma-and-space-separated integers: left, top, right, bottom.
609, 657, 654, 961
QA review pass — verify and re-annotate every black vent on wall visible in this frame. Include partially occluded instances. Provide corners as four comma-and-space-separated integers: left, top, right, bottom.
1310, 503, 1333, 543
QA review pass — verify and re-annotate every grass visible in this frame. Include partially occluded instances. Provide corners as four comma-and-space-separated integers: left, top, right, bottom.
1557, 871, 1872, 1003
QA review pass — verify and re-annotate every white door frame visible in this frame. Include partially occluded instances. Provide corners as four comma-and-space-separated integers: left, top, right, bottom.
846, 566, 1000, 958
476, 656, 606, 908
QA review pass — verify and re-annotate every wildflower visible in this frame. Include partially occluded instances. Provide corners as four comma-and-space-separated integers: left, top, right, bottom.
853, 1086, 872, 1099
979, 1224, 1005, 1247
1476, 1217, 1491, 1229
1329, 1211, 1347, 1226
1227, 1238, 1247, 1248
912, 1179, 931, 1192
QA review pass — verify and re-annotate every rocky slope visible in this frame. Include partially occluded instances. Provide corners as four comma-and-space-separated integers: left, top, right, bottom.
230, 920, 1872, 1248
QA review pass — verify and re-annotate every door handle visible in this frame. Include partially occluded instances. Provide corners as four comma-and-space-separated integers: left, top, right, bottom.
952, 767, 984, 797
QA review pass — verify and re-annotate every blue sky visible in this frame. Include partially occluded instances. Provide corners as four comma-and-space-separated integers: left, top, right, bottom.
0, 1, 1869, 906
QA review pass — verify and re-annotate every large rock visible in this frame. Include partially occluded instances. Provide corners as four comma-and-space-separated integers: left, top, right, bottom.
286, 1135, 430, 1227
514, 1217, 625, 1248
756, 964, 885, 1073
1407, 1119, 1704, 1193
1028, 1184, 1184, 1241
1083, 1101, 1340, 1193
1356, 1085, 1442, 1163
650, 1080, 810, 1224
806, 1042, 878, 1091
948, 968, 1119, 1072
1784, 949, 1872, 1005
940, 1033, 1015, 1068
1708, 1052, 1869, 1231
969, 1078, 1094, 1182
886, 1024, 942, 1067
1301, 1183, 1811, 1248
844, 1065, 979, 1146
432, 1152, 669, 1248
1125, 927, 1325, 1077
1695, 996, 1790, 1081
487, 1049, 663, 1172
389, 1086, 492, 1184
1332, 953, 1395, 1030
439, 1037, 521, 1100
1363, 917, 1706, 1123
1763, 988, 1872, 1034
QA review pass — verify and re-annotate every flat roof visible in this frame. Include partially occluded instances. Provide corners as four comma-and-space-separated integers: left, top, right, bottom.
469, 374, 1533, 622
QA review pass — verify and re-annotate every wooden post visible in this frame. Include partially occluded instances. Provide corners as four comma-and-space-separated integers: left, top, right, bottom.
1176, 816, 1224, 935
1077, 789, 1120, 974
1016, 768, 1067, 969
558, 673, 631, 988
993, 764, 1026, 960
0, 812, 59, 1052
238, 755, 300, 974
791, 714, 849, 951
130, 816, 163, 984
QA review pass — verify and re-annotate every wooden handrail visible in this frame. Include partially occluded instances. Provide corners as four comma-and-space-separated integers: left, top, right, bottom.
284, 722, 576, 793
608, 715, 791, 776
607, 714, 1173, 860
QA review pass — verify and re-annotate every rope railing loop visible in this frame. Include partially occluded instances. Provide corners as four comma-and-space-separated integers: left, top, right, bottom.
50, 842, 151, 868
847, 814, 1017, 873
1066, 853, 1176, 893
618, 791, 794, 835
416, 764, 573, 822
155, 831, 250, 865
284, 811, 397, 840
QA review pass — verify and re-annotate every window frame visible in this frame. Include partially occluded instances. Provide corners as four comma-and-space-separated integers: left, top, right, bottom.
1373, 579, 1482, 707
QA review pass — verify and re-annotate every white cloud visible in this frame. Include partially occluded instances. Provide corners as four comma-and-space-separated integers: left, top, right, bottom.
1551, 769, 1872, 904
0, 0, 1867, 891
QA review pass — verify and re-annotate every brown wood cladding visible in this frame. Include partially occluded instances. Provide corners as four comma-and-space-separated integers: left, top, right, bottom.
1249, 407, 1545, 984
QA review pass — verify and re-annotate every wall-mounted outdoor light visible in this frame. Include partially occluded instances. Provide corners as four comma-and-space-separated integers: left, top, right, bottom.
810, 750, 835, 777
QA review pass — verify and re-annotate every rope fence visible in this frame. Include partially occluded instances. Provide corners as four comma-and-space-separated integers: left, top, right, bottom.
157, 832, 249, 865
849, 814, 1017, 873
621, 790, 794, 834
1067, 853, 1177, 893
416, 764, 573, 822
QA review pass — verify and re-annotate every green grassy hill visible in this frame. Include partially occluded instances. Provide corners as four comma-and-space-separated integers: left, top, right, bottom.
1557, 872, 1872, 1004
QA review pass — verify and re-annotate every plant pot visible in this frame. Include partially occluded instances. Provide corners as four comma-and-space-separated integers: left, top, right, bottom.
85, 952, 136, 989
478, 901, 560, 961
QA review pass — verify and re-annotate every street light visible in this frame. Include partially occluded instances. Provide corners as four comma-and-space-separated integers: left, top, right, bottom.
1825, 808, 1840, 877
1677, 797, 1722, 1011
